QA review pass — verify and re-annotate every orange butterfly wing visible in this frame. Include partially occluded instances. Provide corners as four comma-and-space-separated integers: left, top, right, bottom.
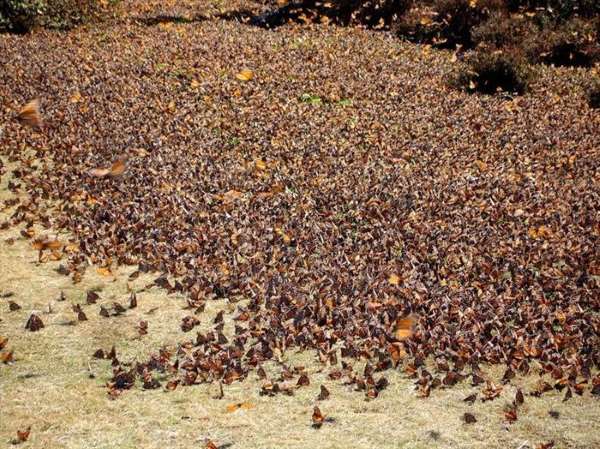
88, 156, 127, 178
108, 157, 127, 177
16, 426, 31, 442
18, 99, 42, 128
395, 316, 415, 341
312, 406, 325, 426
88, 167, 111, 178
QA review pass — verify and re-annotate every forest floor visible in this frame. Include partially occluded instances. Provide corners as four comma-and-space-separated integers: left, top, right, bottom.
1, 1, 599, 448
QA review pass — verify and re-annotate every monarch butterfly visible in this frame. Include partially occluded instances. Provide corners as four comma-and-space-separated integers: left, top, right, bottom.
31, 235, 62, 251
205, 439, 218, 449
312, 406, 325, 428
18, 99, 42, 128
88, 156, 128, 178
394, 315, 416, 341
235, 69, 254, 81
16, 426, 31, 443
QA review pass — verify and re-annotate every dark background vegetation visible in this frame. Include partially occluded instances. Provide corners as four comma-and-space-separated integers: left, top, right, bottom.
0, 0, 114, 33
255, 0, 599, 96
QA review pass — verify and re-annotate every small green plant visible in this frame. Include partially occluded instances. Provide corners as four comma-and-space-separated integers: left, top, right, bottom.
300, 93, 323, 105
228, 137, 241, 146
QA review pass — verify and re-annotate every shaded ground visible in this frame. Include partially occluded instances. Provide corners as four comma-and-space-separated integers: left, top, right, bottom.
1, 0, 599, 447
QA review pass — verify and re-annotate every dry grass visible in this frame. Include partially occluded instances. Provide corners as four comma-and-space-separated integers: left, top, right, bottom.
1, 158, 599, 449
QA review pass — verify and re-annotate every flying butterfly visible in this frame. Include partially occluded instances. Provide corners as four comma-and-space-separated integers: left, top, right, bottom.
394, 315, 416, 341
236, 69, 254, 82
88, 156, 128, 178
31, 235, 62, 251
18, 99, 42, 128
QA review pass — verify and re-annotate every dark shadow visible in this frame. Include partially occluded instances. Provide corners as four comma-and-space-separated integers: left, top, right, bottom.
135, 9, 259, 27
135, 14, 209, 26
542, 42, 594, 68
588, 87, 600, 109
0, 16, 33, 35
